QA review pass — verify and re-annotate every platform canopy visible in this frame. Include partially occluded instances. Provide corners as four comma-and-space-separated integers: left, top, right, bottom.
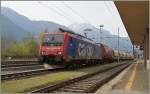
115, 1, 149, 46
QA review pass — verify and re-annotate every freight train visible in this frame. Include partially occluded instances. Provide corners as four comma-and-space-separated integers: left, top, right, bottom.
38, 28, 134, 67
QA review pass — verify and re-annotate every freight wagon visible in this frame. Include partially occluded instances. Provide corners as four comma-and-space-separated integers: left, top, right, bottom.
101, 44, 114, 62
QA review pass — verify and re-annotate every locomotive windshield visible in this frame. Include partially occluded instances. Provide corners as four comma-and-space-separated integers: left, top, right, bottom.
42, 34, 64, 46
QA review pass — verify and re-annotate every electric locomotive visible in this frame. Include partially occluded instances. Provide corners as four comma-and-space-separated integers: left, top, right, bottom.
38, 28, 102, 67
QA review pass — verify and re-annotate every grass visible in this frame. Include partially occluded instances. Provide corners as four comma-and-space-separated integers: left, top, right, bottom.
1, 62, 127, 93
2, 71, 84, 93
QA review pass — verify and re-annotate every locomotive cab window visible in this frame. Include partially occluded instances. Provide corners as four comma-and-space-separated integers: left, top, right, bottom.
42, 34, 64, 46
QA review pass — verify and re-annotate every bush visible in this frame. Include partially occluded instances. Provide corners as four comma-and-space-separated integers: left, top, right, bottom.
3, 33, 39, 58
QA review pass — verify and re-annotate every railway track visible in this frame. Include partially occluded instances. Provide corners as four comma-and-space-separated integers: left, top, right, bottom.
2, 64, 44, 71
1, 59, 38, 67
27, 63, 131, 93
2, 63, 39, 68
1, 59, 42, 71
1, 67, 64, 81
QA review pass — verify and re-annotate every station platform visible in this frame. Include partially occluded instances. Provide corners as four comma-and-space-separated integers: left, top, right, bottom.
96, 59, 149, 94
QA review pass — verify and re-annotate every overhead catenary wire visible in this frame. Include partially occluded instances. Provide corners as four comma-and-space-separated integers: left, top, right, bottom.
61, 1, 96, 36
104, 1, 129, 37
38, 1, 96, 38
49, 2, 77, 23
62, 1, 91, 24
37, 1, 73, 23
104, 1, 119, 27
104, 1, 130, 41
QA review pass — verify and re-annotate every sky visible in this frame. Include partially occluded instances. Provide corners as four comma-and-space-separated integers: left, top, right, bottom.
2, 1, 128, 37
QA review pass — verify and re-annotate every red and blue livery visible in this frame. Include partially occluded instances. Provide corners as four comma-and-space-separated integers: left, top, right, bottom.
39, 28, 101, 67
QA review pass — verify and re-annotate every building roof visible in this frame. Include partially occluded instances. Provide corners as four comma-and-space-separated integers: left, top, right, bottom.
115, 1, 149, 46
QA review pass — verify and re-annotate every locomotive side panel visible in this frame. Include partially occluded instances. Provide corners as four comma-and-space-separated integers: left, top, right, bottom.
76, 40, 95, 59
66, 36, 78, 61
66, 36, 101, 61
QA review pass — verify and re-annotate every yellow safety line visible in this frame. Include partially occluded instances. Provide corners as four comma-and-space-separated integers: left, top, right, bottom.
125, 63, 138, 90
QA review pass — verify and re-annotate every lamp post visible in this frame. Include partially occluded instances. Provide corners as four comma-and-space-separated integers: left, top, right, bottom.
100, 25, 104, 45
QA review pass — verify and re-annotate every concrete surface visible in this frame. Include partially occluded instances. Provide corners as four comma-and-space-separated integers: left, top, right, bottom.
95, 60, 149, 94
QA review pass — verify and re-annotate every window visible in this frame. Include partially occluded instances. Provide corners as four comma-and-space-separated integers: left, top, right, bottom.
42, 34, 64, 46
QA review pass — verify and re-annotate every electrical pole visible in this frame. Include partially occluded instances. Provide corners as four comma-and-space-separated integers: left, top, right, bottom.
100, 25, 104, 45
84, 32, 87, 38
133, 43, 134, 57
118, 27, 120, 63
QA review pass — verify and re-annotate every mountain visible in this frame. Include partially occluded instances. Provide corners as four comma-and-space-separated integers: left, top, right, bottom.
1, 14, 29, 49
1, 7, 68, 37
69, 23, 133, 52
1, 14, 28, 40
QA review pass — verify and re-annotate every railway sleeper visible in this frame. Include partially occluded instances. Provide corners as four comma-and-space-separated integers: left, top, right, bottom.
64, 84, 92, 89
56, 88, 85, 92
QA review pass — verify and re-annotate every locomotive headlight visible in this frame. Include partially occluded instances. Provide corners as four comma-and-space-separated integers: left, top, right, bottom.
41, 51, 46, 55
57, 51, 62, 55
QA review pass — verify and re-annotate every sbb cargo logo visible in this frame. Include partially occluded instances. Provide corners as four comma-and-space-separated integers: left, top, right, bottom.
78, 43, 94, 58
